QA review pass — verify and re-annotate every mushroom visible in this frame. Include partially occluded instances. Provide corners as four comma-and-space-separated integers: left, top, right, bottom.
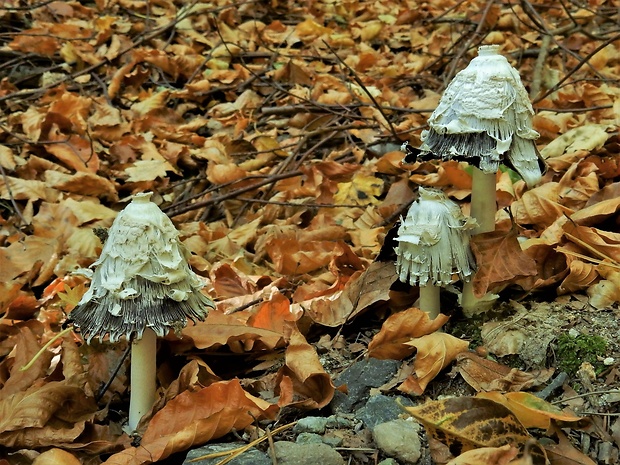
69, 192, 214, 432
414, 44, 544, 235
395, 187, 476, 319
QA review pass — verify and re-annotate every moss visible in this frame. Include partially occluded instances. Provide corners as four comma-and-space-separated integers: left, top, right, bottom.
556, 333, 608, 376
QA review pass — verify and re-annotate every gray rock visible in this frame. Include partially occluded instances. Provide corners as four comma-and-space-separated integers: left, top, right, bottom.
296, 432, 324, 444
183, 443, 271, 465
274, 441, 345, 465
356, 394, 414, 429
378, 459, 400, 465
322, 434, 344, 448
373, 419, 422, 465
325, 414, 355, 429
293, 416, 329, 434
331, 359, 400, 413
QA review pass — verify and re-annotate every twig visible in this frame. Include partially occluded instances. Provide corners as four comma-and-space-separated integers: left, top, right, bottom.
444, 0, 497, 84
321, 40, 400, 141
0, 163, 28, 228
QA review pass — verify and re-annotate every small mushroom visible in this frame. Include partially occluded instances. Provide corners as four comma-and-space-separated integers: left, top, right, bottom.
69, 192, 214, 432
412, 45, 544, 234
395, 188, 476, 318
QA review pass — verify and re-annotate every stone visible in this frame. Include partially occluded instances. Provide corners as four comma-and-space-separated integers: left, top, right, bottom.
325, 414, 355, 429
293, 416, 329, 434
373, 419, 422, 465
355, 394, 414, 429
296, 432, 324, 444
331, 358, 400, 413
378, 459, 400, 465
274, 441, 345, 465
183, 443, 271, 465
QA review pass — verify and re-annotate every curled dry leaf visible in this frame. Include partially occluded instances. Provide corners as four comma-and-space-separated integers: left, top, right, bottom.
399, 332, 469, 395
470, 228, 537, 297
275, 327, 335, 409
306, 260, 395, 327
544, 424, 597, 465
446, 444, 519, 465
457, 352, 554, 393
102, 379, 277, 465
182, 310, 287, 353
367, 306, 449, 360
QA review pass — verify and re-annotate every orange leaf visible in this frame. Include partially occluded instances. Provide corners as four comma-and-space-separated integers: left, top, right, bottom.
457, 352, 554, 392
182, 311, 286, 353
399, 333, 469, 395
307, 261, 396, 327
470, 228, 537, 297
544, 424, 597, 465
447, 444, 519, 465
275, 327, 335, 409
367, 307, 449, 360
103, 379, 277, 465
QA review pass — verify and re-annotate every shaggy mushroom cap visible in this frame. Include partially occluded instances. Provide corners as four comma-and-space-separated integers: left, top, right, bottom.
418, 45, 544, 187
395, 188, 476, 286
70, 192, 214, 343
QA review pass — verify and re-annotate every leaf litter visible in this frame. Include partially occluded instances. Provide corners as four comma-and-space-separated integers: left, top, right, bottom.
0, 0, 620, 464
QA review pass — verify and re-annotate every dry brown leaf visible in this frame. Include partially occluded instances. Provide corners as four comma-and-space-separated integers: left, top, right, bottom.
398, 333, 469, 395
367, 307, 449, 360
511, 183, 573, 227
406, 397, 547, 465
447, 444, 519, 465
477, 392, 582, 430
544, 424, 597, 465
102, 379, 277, 465
0, 326, 52, 401
457, 353, 554, 393
275, 327, 335, 409
306, 261, 396, 327
32, 448, 82, 465
0, 381, 97, 447
470, 229, 537, 297
182, 311, 286, 353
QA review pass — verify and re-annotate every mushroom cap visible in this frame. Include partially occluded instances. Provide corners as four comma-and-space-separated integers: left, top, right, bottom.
69, 192, 214, 343
395, 188, 476, 286
419, 45, 543, 187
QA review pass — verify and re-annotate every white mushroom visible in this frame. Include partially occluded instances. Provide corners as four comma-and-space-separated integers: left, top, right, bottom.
417, 45, 544, 234
69, 192, 214, 432
395, 188, 476, 318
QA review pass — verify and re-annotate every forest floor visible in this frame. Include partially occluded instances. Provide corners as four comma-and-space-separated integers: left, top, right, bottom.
1, 0, 620, 464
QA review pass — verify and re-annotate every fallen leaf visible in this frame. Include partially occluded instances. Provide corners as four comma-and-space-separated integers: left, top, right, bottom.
470, 228, 537, 297
544, 424, 597, 465
306, 261, 396, 327
399, 332, 469, 395
477, 392, 582, 429
447, 444, 519, 465
405, 397, 547, 465
457, 352, 554, 392
367, 307, 449, 360
102, 379, 277, 465
275, 327, 335, 409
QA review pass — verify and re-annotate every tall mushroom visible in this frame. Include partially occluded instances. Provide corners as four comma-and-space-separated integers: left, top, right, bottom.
415, 44, 544, 234
395, 187, 476, 319
69, 192, 214, 432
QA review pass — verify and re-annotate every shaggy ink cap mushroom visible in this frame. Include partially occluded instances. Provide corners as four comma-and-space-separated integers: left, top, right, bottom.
395, 187, 476, 287
69, 192, 214, 343
419, 45, 544, 188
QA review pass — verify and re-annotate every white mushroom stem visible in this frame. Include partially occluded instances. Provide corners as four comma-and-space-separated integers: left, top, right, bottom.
128, 328, 157, 432
470, 167, 497, 235
462, 167, 497, 315
419, 284, 440, 320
